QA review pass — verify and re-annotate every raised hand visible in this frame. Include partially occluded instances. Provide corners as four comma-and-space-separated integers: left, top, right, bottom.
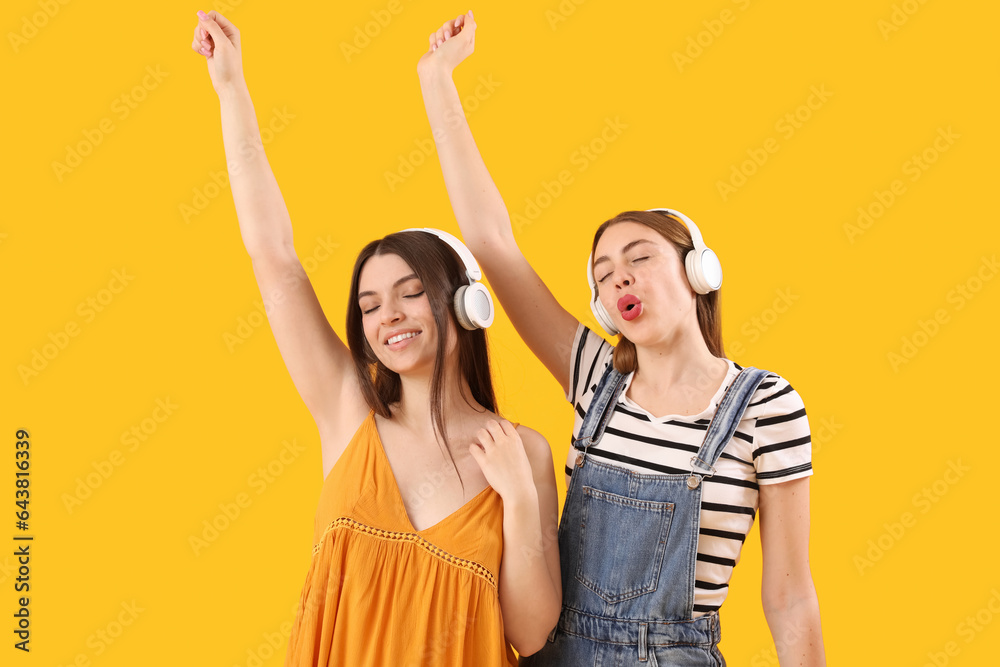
468, 420, 536, 503
417, 11, 476, 75
191, 10, 244, 92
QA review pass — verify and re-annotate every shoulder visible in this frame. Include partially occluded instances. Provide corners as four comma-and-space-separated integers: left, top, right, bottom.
738, 366, 814, 482
514, 424, 553, 466
742, 366, 807, 418
515, 425, 558, 495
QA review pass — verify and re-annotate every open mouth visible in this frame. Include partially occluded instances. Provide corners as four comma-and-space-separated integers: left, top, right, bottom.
386, 331, 421, 346
617, 295, 642, 322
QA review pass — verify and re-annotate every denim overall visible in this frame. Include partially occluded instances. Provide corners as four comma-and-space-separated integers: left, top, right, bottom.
521, 364, 770, 666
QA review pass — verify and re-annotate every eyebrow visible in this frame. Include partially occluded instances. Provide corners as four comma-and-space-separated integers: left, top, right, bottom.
593, 239, 655, 269
357, 273, 420, 300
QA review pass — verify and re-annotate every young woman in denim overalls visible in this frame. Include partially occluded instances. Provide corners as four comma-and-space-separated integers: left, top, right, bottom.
419, 13, 826, 665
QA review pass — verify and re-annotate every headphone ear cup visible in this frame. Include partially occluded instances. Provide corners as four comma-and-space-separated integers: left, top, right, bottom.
465, 282, 494, 329
685, 249, 709, 294
454, 283, 495, 330
685, 248, 723, 295
453, 285, 475, 330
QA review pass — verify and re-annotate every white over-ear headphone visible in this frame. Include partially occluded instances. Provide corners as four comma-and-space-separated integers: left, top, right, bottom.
403, 228, 495, 330
587, 208, 722, 336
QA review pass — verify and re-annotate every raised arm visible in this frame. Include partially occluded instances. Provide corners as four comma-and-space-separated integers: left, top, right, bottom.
417, 13, 580, 396
193, 11, 367, 471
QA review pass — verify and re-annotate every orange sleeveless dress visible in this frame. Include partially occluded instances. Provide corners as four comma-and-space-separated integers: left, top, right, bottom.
284, 410, 518, 666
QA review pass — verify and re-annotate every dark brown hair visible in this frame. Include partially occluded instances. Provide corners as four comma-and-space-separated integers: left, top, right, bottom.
345, 231, 497, 483
592, 210, 725, 373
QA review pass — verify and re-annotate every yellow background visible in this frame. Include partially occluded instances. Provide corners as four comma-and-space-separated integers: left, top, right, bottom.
3, 0, 998, 664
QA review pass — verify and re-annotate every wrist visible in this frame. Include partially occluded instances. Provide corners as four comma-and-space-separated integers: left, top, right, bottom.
215, 78, 249, 102
417, 59, 454, 85
501, 480, 539, 510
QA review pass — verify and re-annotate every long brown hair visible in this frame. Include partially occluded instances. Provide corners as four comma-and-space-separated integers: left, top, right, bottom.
345, 231, 497, 483
591, 210, 725, 373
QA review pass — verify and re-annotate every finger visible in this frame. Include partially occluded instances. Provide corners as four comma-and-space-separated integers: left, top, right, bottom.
476, 427, 495, 446
468, 443, 486, 467
209, 11, 240, 48
498, 420, 516, 437
486, 420, 506, 439
191, 35, 210, 56
198, 17, 227, 47
191, 26, 209, 52
205, 9, 236, 32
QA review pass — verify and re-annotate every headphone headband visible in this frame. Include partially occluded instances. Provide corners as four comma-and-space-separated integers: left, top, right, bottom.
645, 208, 707, 250
402, 227, 482, 284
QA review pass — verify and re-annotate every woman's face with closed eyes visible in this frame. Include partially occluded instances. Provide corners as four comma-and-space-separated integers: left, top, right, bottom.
592, 221, 697, 344
357, 252, 456, 377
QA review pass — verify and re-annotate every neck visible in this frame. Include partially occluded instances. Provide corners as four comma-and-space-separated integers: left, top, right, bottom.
392, 360, 480, 439
630, 322, 726, 396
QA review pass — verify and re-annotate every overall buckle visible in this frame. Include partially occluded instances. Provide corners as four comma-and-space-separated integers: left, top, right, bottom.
688, 456, 717, 489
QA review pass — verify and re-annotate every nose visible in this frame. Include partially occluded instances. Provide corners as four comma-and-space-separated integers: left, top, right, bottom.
613, 269, 633, 290
379, 300, 404, 325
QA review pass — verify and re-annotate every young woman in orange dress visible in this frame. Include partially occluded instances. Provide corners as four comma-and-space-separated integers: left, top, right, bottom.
190, 10, 561, 664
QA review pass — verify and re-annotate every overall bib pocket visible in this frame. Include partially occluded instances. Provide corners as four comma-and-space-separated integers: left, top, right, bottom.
575, 485, 675, 603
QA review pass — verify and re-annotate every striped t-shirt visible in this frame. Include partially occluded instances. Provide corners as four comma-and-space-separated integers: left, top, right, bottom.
565, 324, 813, 616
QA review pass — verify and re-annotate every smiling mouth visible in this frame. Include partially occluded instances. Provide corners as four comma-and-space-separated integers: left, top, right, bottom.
386, 331, 420, 346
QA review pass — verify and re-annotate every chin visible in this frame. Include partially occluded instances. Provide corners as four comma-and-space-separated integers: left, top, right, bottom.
379, 352, 436, 378
620, 319, 673, 347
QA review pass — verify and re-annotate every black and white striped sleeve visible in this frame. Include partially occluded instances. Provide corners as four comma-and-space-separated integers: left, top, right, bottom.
750, 375, 813, 485
566, 323, 614, 406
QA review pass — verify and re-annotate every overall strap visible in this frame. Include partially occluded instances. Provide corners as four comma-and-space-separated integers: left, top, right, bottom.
688, 367, 771, 488
572, 362, 628, 451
